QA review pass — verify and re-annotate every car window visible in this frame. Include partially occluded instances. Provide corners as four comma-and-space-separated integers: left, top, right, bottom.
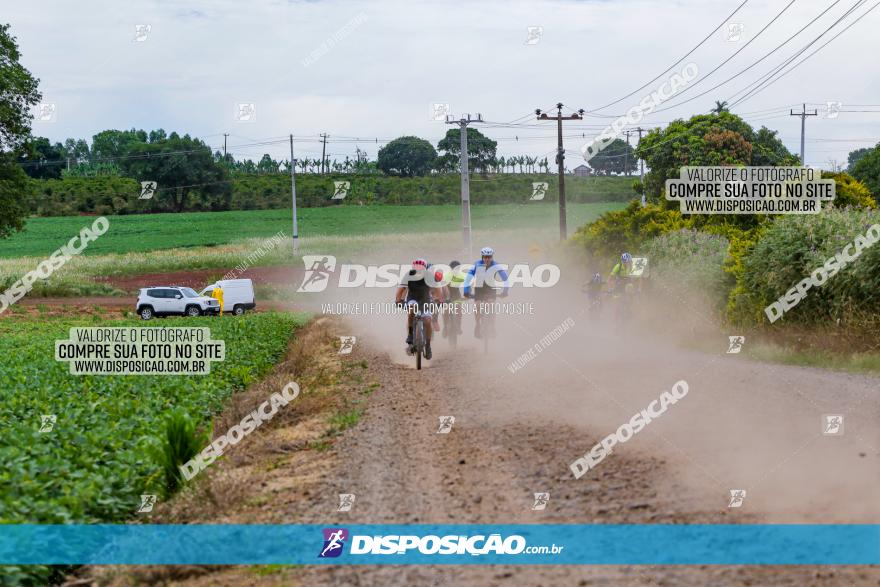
180, 288, 198, 298
146, 289, 162, 298
163, 289, 180, 298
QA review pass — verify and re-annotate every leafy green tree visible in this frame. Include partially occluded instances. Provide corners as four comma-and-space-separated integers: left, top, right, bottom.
0, 23, 41, 237
17, 137, 65, 179
847, 147, 872, 172
637, 112, 797, 203
91, 128, 148, 161
850, 144, 880, 202
120, 133, 230, 212
588, 138, 637, 176
437, 127, 497, 174
377, 136, 437, 177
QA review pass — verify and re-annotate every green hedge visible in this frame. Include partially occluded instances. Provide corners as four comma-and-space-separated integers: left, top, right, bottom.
26, 174, 636, 216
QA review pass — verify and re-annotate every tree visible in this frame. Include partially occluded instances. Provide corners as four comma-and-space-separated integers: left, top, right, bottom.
637, 112, 797, 202
91, 128, 148, 161
377, 136, 437, 177
850, 143, 880, 202
437, 127, 497, 174
847, 147, 871, 172
0, 23, 41, 238
120, 133, 230, 212
18, 137, 65, 179
712, 100, 729, 114
587, 138, 637, 175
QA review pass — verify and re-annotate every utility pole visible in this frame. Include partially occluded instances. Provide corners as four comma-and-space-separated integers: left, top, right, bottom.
445, 113, 483, 257
290, 135, 299, 253
320, 133, 329, 174
223, 133, 229, 159
623, 129, 637, 177
537, 103, 584, 240
790, 103, 817, 165
636, 127, 646, 207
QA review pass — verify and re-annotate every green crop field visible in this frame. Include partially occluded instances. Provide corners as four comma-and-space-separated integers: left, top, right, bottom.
0, 312, 304, 525
0, 203, 626, 259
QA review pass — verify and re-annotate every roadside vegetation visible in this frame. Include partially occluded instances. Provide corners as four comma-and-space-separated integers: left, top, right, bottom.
0, 311, 305, 584
574, 111, 880, 356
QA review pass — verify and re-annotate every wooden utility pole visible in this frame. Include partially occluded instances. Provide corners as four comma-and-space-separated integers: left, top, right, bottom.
223, 133, 229, 158
537, 103, 584, 240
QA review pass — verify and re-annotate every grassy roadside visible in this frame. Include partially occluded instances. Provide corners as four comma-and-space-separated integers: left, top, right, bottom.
0, 203, 626, 258
743, 342, 880, 375
0, 203, 624, 297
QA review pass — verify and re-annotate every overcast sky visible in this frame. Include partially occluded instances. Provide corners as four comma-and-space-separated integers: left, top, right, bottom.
8, 0, 880, 168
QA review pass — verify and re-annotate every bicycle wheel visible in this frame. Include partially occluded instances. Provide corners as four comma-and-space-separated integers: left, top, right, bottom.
448, 310, 459, 349
414, 319, 423, 370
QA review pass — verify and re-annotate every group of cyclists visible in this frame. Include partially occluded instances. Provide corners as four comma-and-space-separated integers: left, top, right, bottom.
394, 247, 642, 361
394, 246, 508, 360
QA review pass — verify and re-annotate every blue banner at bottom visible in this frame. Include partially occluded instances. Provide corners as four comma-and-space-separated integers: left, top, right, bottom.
1, 524, 878, 565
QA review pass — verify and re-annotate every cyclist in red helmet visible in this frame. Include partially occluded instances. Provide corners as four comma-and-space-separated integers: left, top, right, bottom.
394, 258, 442, 360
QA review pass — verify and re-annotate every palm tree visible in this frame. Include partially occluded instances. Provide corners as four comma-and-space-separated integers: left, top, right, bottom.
713, 100, 729, 114
498, 156, 506, 174
517, 156, 524, 174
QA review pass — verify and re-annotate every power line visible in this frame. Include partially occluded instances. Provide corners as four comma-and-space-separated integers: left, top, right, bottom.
588, 0, 750, 113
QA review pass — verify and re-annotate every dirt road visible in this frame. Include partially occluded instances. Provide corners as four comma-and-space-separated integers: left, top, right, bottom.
70, 237, 880, 585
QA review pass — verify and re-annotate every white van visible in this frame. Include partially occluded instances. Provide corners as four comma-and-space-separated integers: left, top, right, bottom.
200, 279, 256, 315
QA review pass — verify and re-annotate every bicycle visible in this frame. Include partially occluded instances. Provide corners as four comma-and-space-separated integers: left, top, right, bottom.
403, 301, 430, 370
470, 287, 503, 354
443, 297, 465, 349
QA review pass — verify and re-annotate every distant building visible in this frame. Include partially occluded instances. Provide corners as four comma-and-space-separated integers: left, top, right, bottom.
573, 164, 592, 177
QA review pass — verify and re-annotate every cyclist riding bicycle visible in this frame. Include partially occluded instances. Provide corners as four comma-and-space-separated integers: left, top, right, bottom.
463, 246, 509, 339
441, 260, 466, 337
609, 252, 634, 293
395, 258, 442, 360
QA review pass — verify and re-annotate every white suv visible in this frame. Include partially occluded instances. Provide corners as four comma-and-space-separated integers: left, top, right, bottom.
136, 286, 221, 320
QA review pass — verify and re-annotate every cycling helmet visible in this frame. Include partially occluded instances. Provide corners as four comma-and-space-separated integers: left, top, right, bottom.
449, 260, 461, 268
592, 272, 602, 283
412, 258, 427, 269
480, 246, 494, 256
621, 252, 632, 263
